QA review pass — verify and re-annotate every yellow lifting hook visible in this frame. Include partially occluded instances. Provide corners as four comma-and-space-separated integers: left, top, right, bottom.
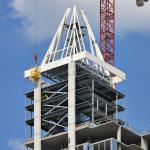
30, 54, 41, 81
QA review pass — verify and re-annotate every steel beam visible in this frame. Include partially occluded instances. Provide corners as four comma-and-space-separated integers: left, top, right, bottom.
24, 51, 126, 84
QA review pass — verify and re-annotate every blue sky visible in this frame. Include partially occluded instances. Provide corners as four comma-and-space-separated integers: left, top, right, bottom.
0, 0, 150, 150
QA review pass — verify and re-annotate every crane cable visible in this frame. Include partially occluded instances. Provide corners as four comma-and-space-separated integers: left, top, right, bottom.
33, 0, 39, 66
29, 0, 41, 82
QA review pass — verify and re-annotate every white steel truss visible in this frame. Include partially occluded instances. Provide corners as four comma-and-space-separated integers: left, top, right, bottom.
25, 6, 126, 84
42, 6, 104, 65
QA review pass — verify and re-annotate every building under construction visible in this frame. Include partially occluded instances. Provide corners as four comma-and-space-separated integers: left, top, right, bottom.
24, 6, 150, 150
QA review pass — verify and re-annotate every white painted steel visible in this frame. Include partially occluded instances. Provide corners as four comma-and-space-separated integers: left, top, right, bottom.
92, 80, 94, 127
68, 61, 76, 150
25, 7, 126, 85
80, 10, 104, 61
84, 52, 126, 81
25, 51, 125, 83
41, 6, 104, 66
34, 80, 41, 150
24, 51, 85, 78
117, 126, 122, 150
41, 8, 71, 65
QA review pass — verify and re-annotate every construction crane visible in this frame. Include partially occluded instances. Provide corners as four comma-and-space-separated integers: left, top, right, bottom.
137, 0, 149, 6
100, 0, 149, 66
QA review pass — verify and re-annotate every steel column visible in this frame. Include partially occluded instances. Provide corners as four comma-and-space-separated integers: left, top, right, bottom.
92, 80, 95, 126
115, 92, 118, 123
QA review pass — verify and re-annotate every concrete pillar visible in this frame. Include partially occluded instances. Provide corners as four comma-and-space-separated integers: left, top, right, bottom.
141, 137, 148, 150
34, 80, 41, 150
117, 126, 121, 150
68, 62, 76, 150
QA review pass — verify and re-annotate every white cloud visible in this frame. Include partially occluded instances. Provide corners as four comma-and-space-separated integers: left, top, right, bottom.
117, 1, 150, 34
8, 138, 25, 150
10, 0, 150, 42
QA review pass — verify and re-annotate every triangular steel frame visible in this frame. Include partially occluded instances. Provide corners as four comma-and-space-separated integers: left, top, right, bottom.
25, 6, 125, 85
41, 6, 104, 66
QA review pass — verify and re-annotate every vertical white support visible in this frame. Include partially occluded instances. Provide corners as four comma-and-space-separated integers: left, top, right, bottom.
117, 126, 121, 150
68, 61, 76, 150
141, 137, 148, 150
117, 126, 121, 141
92, 80, 94, 126
115, 92, 118, 123
97, 99, 99, 110
105, 104, 108, 115
34, 80, 41, 150
104, 141, 106, 150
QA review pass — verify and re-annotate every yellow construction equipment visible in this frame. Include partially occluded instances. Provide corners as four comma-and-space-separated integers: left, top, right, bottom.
30, 67, 40, 81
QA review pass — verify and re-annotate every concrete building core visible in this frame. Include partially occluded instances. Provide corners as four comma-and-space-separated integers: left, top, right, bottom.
24, 6, 150, 150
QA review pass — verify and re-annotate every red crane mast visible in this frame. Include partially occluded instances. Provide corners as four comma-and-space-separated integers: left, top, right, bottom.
100, 0, 115, 66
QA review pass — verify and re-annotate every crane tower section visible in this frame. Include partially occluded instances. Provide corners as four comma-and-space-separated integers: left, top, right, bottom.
100, 0, 115, 66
